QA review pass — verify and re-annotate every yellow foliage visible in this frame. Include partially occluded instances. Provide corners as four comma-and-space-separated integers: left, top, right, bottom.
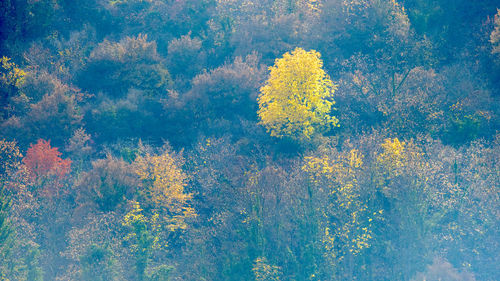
377, 138, 407, 175
122, 201, 164, 252
380, 138, 405, 157
303, 149, 377, 259
302, 155, 333, 183
252, 257, 282, 281
123, 201, 147, 227
134, 149, 196, 231
258, 48, 338, 139
0, 57, 26, 89
303, 149, 363, 188
348, 149, 363, 168
304, 0, 322, 15
375, 137, 432, 199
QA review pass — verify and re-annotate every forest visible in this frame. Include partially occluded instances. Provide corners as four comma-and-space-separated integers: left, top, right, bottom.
0, 0, 499, 280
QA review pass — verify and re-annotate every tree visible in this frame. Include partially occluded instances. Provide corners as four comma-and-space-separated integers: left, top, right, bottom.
79, 34, 171, 97
166, 34, 205, 81
0, 139, 22, 179
23, 139, 71, 197
491, 9, 500, 55
75, 155, 137, 212
302, 147, 379, 279
122, 201, 161, 281
23, 86, 83, 147
185, 53, 266, 121
23, 139, 71, 182
79, 244, 116, 281
122, 201, 176, 281
252, 257, 282, 281
0, 56, 26, 121
0, 139, 42, 281
257, 48, 338, 140
134, 148, 196, 231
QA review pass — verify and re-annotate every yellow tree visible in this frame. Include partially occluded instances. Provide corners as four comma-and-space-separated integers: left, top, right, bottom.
124, 148, 196, 280
0, 57, 26, 120
303, 149, 379, 268
122, 201, 162, 281
134, 148, 196, 231
258, 48, 338, 139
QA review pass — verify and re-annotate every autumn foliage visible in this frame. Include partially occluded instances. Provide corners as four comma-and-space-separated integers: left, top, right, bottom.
134, 149, 196, 231
23, 139, 71, 181
258, 47, 338, 139
0, 0, 499, 280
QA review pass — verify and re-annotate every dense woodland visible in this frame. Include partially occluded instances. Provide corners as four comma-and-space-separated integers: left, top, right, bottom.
0, 0, 499, 280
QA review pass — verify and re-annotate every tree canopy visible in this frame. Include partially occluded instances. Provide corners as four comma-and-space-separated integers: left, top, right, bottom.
258, 47, 338, 139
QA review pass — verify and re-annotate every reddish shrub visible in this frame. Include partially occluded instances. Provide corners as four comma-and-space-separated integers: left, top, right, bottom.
23, 139, 71, 181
